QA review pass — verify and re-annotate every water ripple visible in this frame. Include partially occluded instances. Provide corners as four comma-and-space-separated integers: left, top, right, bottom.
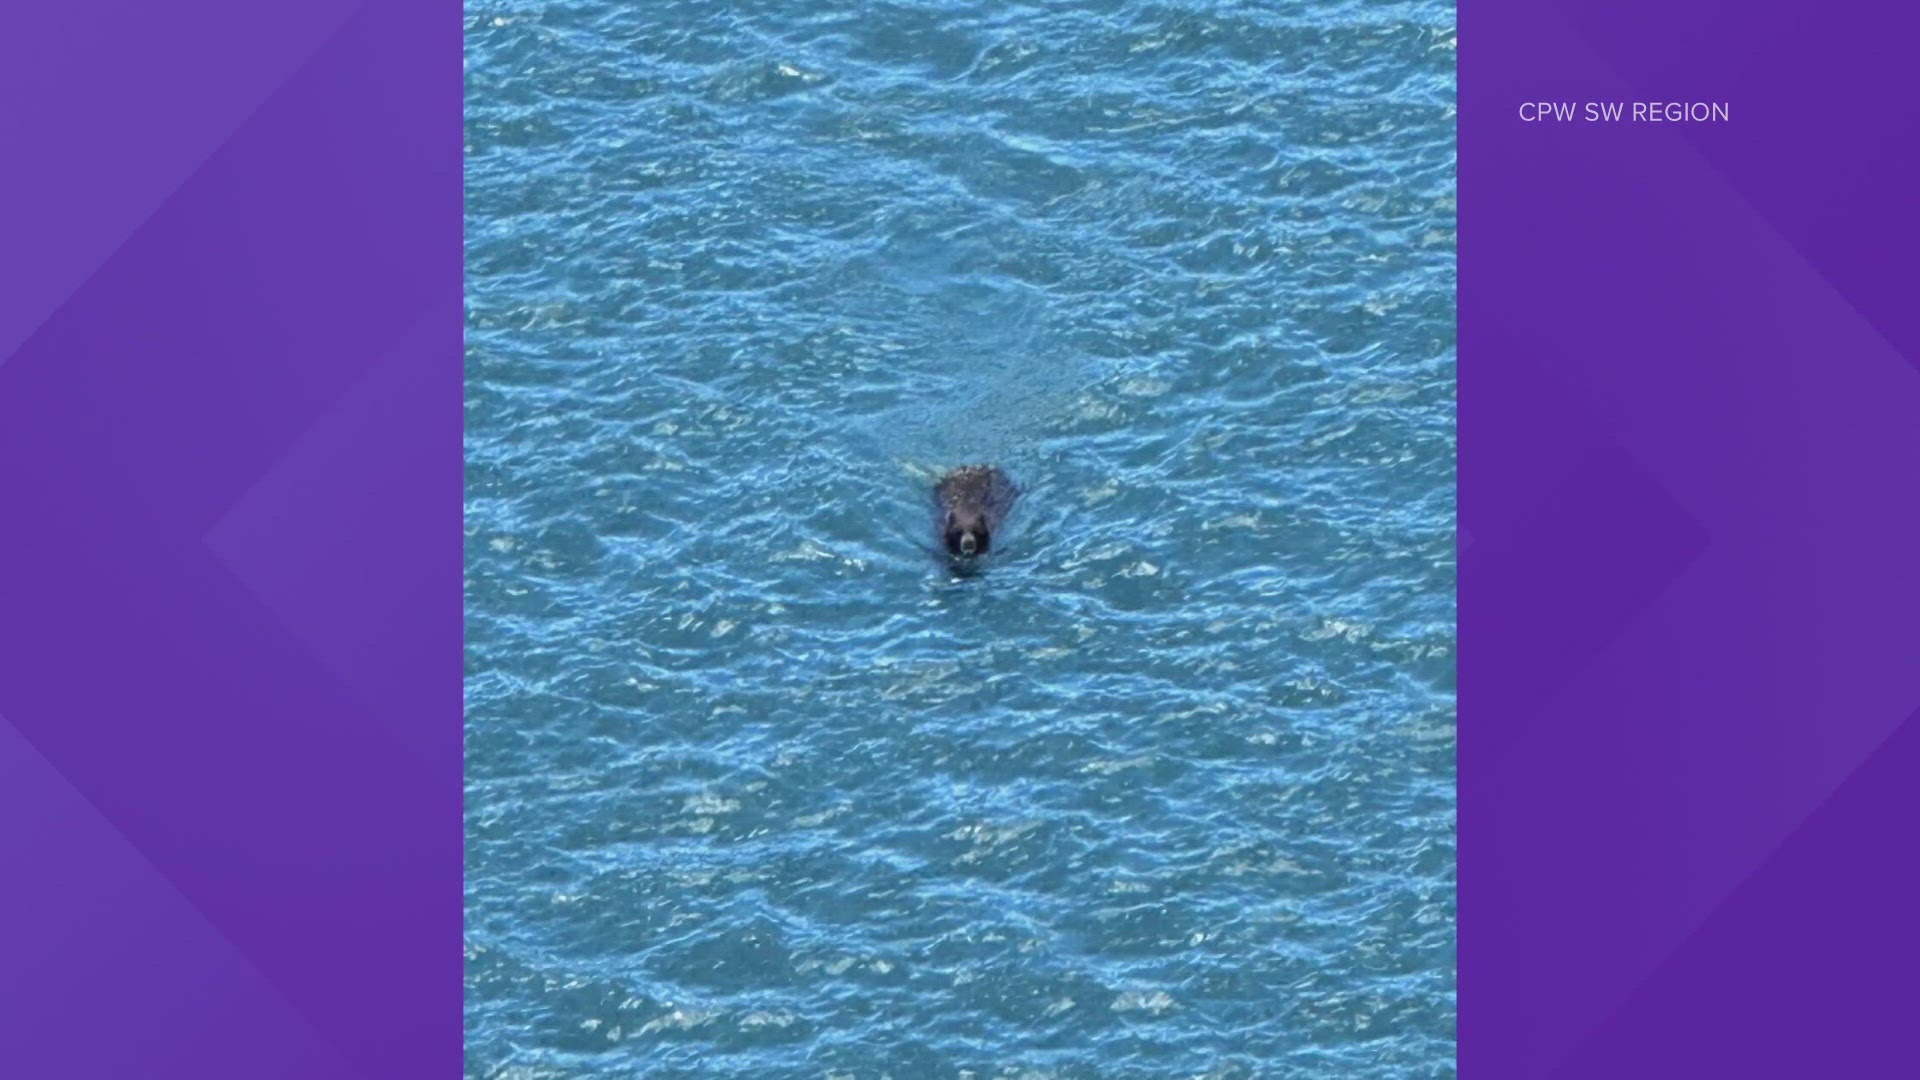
468, 0, 1454, 1076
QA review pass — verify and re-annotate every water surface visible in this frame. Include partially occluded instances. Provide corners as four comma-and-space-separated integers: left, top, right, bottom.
466, 1, 1456, 1075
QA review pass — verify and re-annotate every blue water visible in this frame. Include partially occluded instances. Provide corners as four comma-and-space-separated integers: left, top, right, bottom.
465, 2, 1455, 1076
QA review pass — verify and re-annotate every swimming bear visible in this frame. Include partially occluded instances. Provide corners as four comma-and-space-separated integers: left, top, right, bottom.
933, 465, 1019, 558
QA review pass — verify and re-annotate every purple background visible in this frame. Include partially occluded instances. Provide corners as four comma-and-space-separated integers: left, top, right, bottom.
0, 2, 459, 1077
5, 0, 1917, 1076
1464, 1, 1920, 1076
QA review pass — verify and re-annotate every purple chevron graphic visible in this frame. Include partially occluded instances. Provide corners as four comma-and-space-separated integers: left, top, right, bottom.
0, 2, 361, 364
1464, 1, 1920, 1076
0, 2, 459, 1078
